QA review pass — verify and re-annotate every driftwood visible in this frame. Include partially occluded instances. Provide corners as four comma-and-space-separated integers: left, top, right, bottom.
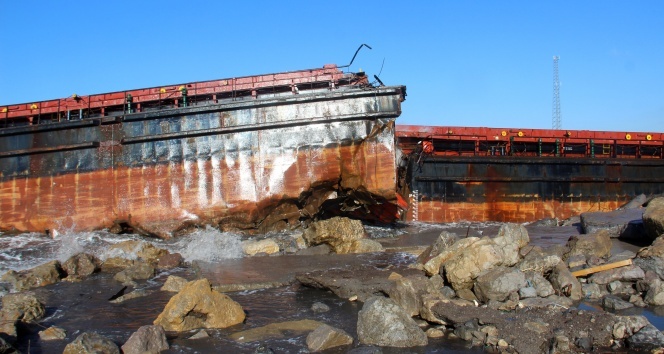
571, 259, 633, 277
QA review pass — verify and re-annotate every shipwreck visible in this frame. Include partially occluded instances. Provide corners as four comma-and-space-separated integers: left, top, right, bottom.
0, 64, 406, 237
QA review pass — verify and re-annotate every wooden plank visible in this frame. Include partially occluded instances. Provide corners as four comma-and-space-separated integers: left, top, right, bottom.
571, 259, 633, 277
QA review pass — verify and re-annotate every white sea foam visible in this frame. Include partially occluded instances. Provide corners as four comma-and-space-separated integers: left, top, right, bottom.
168, 226, 243, 262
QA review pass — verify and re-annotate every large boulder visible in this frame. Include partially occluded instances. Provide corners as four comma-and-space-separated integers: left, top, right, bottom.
62, 253, 101, 278
580, 209, 644, 238
626, 324, 664, 351
564, 230, 612, 260
306, 324, 353, 352
121, 325, 169, 354
357, 296, 428, 347
473, 267, 527, 303
492, 223, 530, 264
154, 279, 245, 331
643, 197, 664, 242
588, 265, 645, 285
421, 237, 479, 276
387, 274, 441, 316
63, 332, 120, 354
443, 238, 503, 290
1, 260, 64, 291
303, 217, 365, 252
416, 231, 459, 265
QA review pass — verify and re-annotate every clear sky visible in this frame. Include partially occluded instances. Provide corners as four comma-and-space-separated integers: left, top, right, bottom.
1, 1, 662, 133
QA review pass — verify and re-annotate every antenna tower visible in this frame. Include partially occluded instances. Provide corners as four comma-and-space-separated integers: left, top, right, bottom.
552, 56, 561, 129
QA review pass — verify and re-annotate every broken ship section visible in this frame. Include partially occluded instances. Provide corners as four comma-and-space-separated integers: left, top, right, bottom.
0, 67, 406, 237
397, 125, 664, 223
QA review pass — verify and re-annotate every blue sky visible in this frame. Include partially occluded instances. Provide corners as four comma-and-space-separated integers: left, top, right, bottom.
1, 1, 662, 132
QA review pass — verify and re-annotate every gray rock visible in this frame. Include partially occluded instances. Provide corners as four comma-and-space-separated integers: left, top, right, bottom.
188, 329, 209, 339
550, 334, 570, 354
634, 257, 664, 280
441, 286, 456, 298
566, 254, 587, 269
518, 287, 537, 299
113, 261, 155, 284
582, 283, 603, 299
473, 267, 526, 303
306, 324, 353, 352
619, 194, 647, 210
607, 250, 636, 263
357, 296, 428, 347
607, 280, 622, 293
121, 325, 169, 354
644, 278, 664, 305
613, 315, 650, 339
416, 231, 459, 264
525, 271, 555, 298
602, 295, 635, 311
387, 274, 440, 316
519, 296, 574, 309
63, 332, 120, 354
580, 208, 644, 238
549, 262, 584, 300
311, 302, 330, 313
626, 324, 664, 351
643, 197, 664, 242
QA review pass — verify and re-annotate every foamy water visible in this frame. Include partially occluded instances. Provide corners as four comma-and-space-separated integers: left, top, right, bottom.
0, 226, 243, 273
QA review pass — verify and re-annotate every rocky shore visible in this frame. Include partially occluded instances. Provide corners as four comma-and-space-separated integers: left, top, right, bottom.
1, 196, 664, 353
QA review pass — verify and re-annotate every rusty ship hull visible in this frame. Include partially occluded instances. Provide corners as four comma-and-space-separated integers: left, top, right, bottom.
397, 125, 664, 223
0, 66, 406, 237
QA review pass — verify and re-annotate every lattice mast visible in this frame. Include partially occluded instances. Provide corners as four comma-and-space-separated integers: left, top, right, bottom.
552, 56, 561, 129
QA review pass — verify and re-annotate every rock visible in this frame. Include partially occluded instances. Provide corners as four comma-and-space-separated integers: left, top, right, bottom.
416, 231, 459, 265
243, 239, 280, 256
154, 278, 245, 331
419, 294, 471, 325
253, 343, 275, 354
566, 254, 587, 269
620, 194, 648, 209
639, 235, 664, 258
39, 326, 67, 341
518, 253, 561, 274
189, 329, 209, 339
113, 262, 155, 284
589, 265, 645, 285
101, 257, 137, 272
607, 280, 622, 293
444, 238, 503, 290
357, 296, 428, 347
104, 240, 169, 265
121, 325, 169, 354
613, 315, 650, 339
549, 262, 584, 300
161, 275, 189, 292
311, 302, 330, 313
564, 230, 612, 259
630, 294, 647, 307
644, 278, 664, 305
229, 319, 323, 342
473, 267, 527, 303
422, 237, 479, 276
109, 289, 152, 304
1, 260, 64, 291
295, 244, 331, 255
607, 250, 637, 263
519, 287, 537, 299
303, 217, 365, 252
602, 295, 635, 310
525, 271, 555, 298
336, 239, 384, 254
495, 223, 530, 249
1, 292, 45, 323
157, 253, 184, 270
387, 274, 440, 316
643, 197, 664, 242
550, 334, 570, 353
634, 256, 664, 280
63, 332, 120, 354
62, 253, 101, 277
626, 324, 664, 351
306, 324, 353, 352
425, 327, 445, 338
582, 283, 603, 299
580, 208, 645, 238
